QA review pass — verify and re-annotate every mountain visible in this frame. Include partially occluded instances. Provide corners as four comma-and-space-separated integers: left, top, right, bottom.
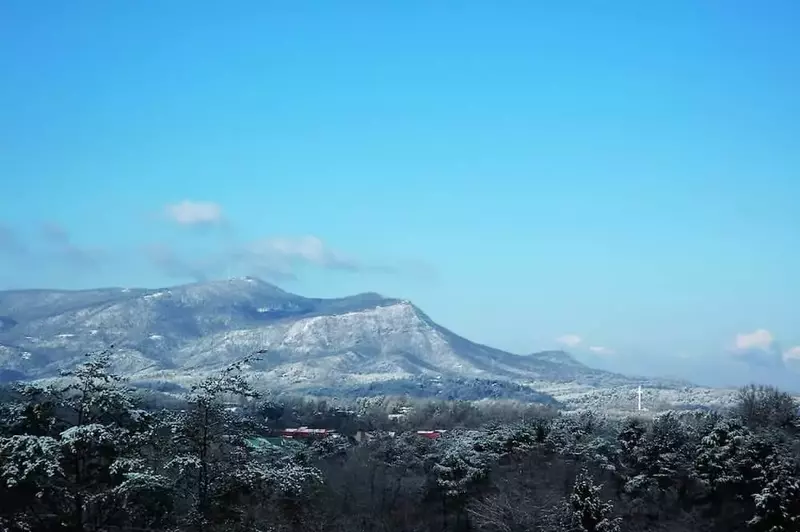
0, 278, 721, 410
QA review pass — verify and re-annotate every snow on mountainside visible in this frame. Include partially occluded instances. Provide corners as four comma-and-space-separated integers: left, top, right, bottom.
0, 278, 731, 410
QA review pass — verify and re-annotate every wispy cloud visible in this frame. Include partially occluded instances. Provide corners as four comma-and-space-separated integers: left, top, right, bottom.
143, 244, 220, 282
556, 334, 582, 348
783, 346, 800, 364
247, 235, 360, 271
555, 334, 615, 355
144, 233, 430, 283
731, 329, 783, 368
0, 223, 28, 256
152, 200, 434, 281
40, 222, 70, 244
0, 221, 107, 278
39, 222, 104, 269
164, 200, 224, 226
734, 329, 774, 351
243, 235, 434, 279
5, 203, 434, 286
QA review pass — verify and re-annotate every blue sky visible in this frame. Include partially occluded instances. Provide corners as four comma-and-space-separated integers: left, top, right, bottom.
1, 1, 799, 387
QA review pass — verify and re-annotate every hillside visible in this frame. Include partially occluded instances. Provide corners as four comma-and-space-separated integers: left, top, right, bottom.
0, 278, 728, 409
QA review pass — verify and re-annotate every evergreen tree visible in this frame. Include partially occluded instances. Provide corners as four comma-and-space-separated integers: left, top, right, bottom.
568, 469, 621, 532
0, 348, 164, 532
165, 353, 321, 531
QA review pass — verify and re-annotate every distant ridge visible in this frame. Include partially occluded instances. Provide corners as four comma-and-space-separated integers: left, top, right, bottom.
0, 278, 683, 400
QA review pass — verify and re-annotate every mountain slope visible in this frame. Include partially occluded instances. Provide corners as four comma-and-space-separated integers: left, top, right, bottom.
0, 278, 667, 395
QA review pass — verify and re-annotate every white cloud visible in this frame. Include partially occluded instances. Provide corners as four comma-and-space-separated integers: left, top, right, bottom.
734, 329, 774, 351
145, 222, 433, 282
241, 236, 433, 279
247, 235, 358, 271
147, 235, 367, 282
556, 334, 582, 348
783, 346, 800, 363
731, 329, 783, 369
588, 346, 615, 355
164, 200, 223, 226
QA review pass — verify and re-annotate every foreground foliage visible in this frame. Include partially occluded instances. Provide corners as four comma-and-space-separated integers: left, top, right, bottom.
0, 353, 798, 532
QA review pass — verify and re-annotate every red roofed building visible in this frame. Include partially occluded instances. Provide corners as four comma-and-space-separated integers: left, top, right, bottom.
416, 430, 446, 439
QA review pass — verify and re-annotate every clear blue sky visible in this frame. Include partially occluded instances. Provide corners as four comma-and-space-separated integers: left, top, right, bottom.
1, 1, 798, 386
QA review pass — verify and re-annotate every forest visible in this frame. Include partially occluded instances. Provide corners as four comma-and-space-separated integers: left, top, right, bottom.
1, 351, 799, 532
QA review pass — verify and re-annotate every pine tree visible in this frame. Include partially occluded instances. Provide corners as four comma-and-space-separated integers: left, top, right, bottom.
0, 348, 165, 532
746, 449, 800, 531
165, 353, 321, 532
568, 469, 621, 532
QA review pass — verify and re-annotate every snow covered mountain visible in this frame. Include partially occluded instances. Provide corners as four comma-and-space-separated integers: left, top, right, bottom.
0, 277, 697, 405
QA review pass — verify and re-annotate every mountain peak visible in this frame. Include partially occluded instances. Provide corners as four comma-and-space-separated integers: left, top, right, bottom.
166, 277, 295, 301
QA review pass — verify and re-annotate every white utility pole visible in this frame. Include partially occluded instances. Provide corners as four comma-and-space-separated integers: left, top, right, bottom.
637, 385, 643, 411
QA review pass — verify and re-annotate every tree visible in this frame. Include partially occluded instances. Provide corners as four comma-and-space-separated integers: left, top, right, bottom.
736, 385, 799, 432
747, 450, 800, 532
166, 355, 262, 530
0, 348, 165, 532
165, 353, 321, 531
0, 434, 63, 532
567, 469, 620, 532
427, 430, 498, 530
0, 383, 61, 438
694, 418, 751, 503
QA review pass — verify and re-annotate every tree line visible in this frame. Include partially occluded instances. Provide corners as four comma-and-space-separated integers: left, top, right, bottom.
1, 350, 798, 532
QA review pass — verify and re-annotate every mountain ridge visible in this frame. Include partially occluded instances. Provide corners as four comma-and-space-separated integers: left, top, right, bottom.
0, 278, 690, 403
